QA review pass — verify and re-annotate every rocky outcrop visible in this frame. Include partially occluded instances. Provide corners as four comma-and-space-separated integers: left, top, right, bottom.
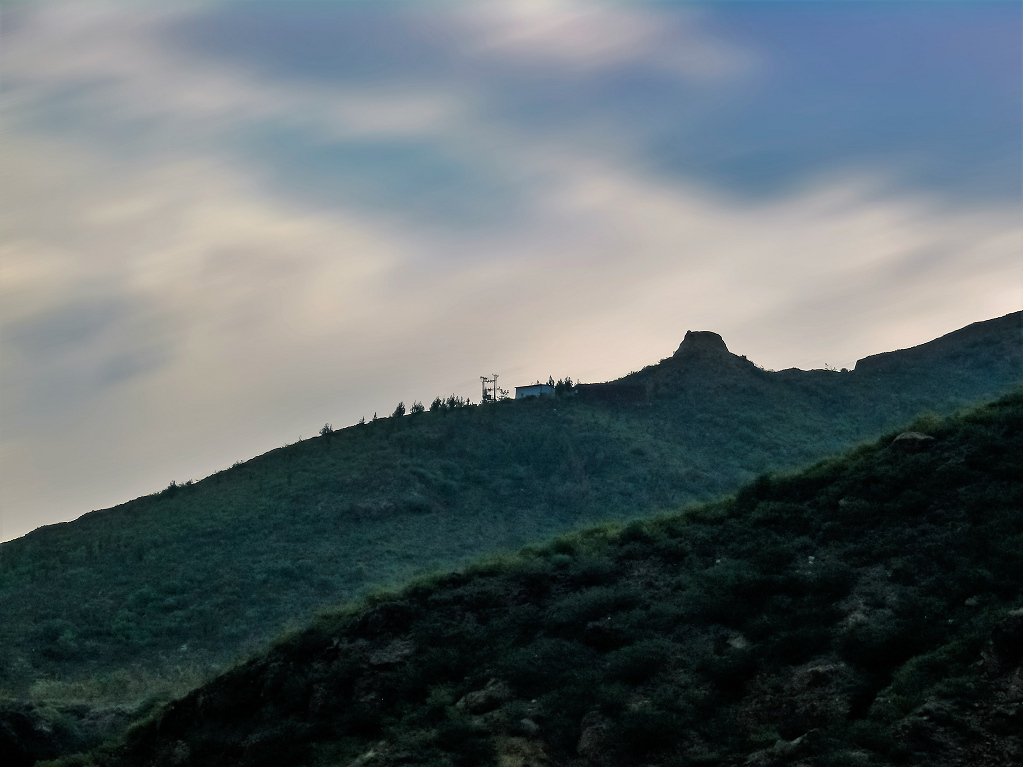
889, 431, 936, 452
673, 330, 732, 359
576, 711, 612, 760
455, 678, 513, 714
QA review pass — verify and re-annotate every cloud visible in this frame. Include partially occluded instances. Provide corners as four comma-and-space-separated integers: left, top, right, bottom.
5, 295, 166, 396
0, 134, 414, 540
3, 2, 470, 146
417, 144, 1021, 376
1, 1, 1019, 541
456, 0, 754, 79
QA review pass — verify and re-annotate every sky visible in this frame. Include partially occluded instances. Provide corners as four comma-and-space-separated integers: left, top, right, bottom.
1, 0, 1020, 542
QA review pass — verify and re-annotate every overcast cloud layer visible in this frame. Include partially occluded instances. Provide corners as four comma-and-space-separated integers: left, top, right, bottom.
2, 1, 1020, 541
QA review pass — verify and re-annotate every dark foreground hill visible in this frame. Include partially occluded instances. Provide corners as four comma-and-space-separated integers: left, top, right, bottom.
0, 313, 1019, 746
51, 389, 1023, 767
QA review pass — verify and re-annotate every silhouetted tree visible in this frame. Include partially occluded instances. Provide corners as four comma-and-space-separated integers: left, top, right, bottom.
555, 377, 574, 396
445, 394, 468, 409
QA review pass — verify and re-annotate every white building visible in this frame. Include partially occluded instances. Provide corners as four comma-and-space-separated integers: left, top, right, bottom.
515, 382, 555, 399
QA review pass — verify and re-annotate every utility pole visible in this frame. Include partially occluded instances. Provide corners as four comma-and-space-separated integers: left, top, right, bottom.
479, 373, 506, 403
480, 374, 503, 403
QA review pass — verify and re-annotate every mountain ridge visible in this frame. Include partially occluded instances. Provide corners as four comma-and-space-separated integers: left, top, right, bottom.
52, 389, 1023, 767
854, 311, 1022, 374
1, 312, 1020, 764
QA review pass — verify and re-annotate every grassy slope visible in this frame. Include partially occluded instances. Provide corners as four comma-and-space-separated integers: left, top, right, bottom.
56, 389, 1023, 767
0, 314, 1019, 703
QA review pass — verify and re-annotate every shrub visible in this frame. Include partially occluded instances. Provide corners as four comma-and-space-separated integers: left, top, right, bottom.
620, 702, 682, 754
605, 640, 670, 685
433, 716, 497, 767
546, 585, 644, 631
498, 639, 596, 694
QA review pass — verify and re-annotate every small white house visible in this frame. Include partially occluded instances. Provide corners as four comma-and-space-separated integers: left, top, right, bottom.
515, 383, 555, 399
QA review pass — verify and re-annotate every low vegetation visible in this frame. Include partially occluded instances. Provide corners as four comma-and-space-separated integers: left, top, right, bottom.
0, 313, 1019, 763
49, 389, 1023, 766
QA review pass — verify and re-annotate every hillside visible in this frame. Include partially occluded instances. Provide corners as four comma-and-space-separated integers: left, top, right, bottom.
0, 314, 1019, 739
49, 388, 1023, 767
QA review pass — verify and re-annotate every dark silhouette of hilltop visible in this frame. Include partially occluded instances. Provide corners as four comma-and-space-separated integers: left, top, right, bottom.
855, 312, 1021, 374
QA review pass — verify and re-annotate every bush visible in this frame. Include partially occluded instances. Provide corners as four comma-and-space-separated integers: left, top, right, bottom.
620, 703, 682, 754
498, 639, 596, 695
433, 716, 497, 767
605, 640, 670, 685
546, 586, 644, 631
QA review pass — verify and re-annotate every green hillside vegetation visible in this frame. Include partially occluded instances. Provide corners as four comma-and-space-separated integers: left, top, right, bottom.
47, 388, 1023, 767
0, 313, 1019, 760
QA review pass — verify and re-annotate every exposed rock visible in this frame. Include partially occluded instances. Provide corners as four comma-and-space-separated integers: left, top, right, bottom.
674, 330, 731, 358
494, 734, 552, 767
368, 638, 416, 666
727, 631, 750, 650
518, 717, 541, 737
456, 678, 513, 714
576, 711, 611, 759
346, 741, 390, 766
743, 730, 821, 766
889, 431, 936, 451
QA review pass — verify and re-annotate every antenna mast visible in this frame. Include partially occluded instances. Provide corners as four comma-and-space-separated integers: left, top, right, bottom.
479, 373, 506, 404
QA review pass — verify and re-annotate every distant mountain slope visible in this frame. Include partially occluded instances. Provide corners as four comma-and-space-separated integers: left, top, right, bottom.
855, 311, 1022, 375
0, 313, 1019, 713
62, 389, 1023, 767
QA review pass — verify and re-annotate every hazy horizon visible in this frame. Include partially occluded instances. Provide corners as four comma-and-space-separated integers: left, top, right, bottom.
2, 0, 1020, 542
